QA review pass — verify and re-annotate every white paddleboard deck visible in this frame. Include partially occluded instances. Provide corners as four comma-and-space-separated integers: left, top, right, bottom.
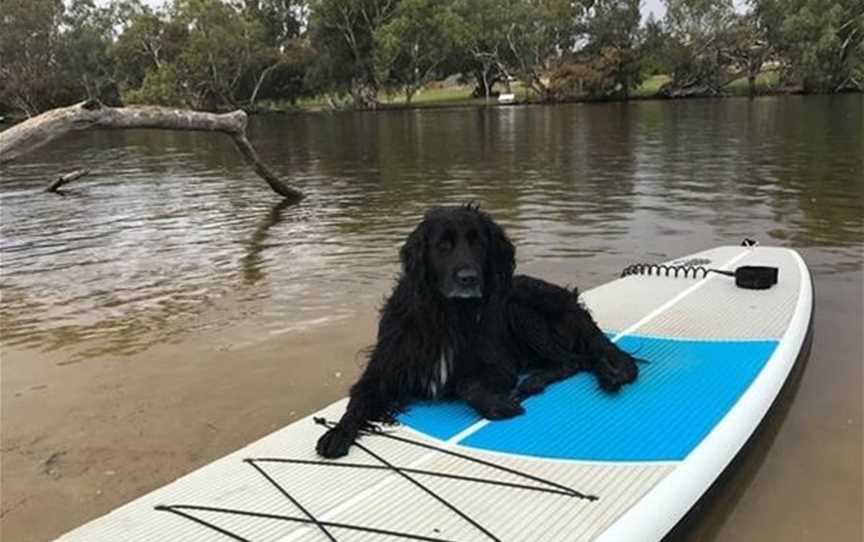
54, 245, 813, 542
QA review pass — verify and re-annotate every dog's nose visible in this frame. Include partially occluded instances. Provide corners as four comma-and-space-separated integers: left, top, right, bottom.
455, 268, 479, 287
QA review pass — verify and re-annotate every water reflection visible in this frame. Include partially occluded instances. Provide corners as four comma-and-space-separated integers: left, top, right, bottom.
241, 199, 297, 286
0, 95, 861, 360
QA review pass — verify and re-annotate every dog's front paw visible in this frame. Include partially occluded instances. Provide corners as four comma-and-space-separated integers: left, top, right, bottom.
596, 348, 639, 392
477, 396, 525, 420
316, 425, 358, 458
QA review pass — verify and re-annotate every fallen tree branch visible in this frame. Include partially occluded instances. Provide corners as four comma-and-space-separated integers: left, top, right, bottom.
0, 100, 303, 202
45, 169, 90, 193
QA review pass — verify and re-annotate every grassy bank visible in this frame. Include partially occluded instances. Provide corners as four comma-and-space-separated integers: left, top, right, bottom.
268, 71, 788, 113
0, 71, 801, 121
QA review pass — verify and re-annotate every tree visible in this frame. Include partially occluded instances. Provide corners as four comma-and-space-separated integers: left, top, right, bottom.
111, 0, 188, 93
661, 0, 738, 95
306, 0, 398, 108
169, 0, 271, 109
639, 13, 671, 76
550, 48, 639, 99
239, 0, 312, 107
582, 0, 643, 98
0, 0, 67, 115
241, 0, 306, 46
57, 0, 122, 104
724, 12, 773, 97
502, 0, 584, 100
547, 0, 643, 100
448, 0, 513, 99
373, 0, 461, 103
752, 0, 864, 92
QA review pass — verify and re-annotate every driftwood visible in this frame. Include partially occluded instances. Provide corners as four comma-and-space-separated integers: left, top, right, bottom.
45, 169, 90, 193
0, 100, 303, 202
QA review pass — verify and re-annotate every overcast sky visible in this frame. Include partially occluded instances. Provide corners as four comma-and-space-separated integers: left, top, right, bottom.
102, 0, 671, 20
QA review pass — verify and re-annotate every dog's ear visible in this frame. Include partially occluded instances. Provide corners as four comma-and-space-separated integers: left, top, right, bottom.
399, 220, 427, 281
484, 214, 515, 290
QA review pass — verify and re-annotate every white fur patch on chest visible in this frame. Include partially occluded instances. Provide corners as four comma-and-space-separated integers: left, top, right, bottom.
428, 348, 453, 398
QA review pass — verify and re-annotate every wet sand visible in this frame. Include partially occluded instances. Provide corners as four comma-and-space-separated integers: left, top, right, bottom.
2, 259, 861, 542
1, 312, 377, 542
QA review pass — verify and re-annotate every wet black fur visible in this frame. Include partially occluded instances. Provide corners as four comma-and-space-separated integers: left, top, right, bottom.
316, 205, 638, 458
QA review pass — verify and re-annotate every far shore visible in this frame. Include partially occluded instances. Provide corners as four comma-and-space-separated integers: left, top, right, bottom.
3, 74, 858, 123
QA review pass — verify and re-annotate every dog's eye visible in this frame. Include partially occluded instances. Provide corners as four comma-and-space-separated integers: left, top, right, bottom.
467, 230, 483, 246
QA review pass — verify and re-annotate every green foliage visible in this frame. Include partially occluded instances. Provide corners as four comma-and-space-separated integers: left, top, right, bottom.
58, 0, 120, 101
752, 0, 864, 92
548, 0, 643, 100
2, 0, 861, 115
306, 0, 398, 107
447, 0, 514, 98
373, 0, 461, 103
661, 0, 737, 92
124, 64, 188, 106
584, 0, 644, 97
167, 0, 264, 107
502, 0, 585, 99
0, 0, 67, 115
111, 2, 188, 91
639, 14, 672, 75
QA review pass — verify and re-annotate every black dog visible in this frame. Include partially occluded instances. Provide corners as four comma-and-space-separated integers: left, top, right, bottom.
316, 205, 638, 458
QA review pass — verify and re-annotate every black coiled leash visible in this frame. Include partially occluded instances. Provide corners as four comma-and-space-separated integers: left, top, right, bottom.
620, 240, 779, 290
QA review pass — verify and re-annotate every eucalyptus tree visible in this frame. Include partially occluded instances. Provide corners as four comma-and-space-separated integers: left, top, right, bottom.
111, 0, 188, 94
56, 0, 119, 103
373, 0, 462, 104
581, 0, 643, 97
500, 0, 583, 100
640, 13, 672, 76
0, 0, 66, 115
164, 0, 270, 109
306, 0, 399, 108
751, 0, 864, 92
238, 0, 312, 107
724, 12, 773, 96
661, 0, 738, 95
448, 0, 513, 99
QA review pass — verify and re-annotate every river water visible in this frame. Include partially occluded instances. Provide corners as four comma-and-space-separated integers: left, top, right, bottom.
1, 95, 862, 540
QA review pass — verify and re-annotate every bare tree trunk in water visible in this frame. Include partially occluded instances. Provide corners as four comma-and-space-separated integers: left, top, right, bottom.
0, 100, 303, 202
45, 169, 90, 193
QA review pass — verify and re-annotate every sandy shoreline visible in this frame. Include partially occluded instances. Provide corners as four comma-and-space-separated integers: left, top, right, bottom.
1, 313, 376, 542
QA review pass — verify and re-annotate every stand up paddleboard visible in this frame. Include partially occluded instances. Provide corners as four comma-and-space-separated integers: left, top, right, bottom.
55, 244, 813, 542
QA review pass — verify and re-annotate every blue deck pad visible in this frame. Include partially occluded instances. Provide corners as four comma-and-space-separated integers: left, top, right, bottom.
398, 335, 778, 461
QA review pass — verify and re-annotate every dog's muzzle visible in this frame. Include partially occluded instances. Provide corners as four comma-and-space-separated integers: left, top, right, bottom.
447, 268, 483, 298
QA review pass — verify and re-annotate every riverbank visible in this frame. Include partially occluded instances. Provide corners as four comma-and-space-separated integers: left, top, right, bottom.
3, 73, 853, 121
269, 72, 794, 113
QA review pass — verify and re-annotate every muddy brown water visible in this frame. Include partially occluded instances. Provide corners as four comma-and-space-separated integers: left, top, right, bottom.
1, 95, 862, 541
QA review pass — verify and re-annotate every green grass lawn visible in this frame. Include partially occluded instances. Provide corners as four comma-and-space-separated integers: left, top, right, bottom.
724, 71, 781, 95
633, 74, 672, 97
381, 82, 533, 107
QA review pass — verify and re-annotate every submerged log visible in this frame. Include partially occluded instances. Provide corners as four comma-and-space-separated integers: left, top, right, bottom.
0, 100, 303, 202
45, 169, 91, 193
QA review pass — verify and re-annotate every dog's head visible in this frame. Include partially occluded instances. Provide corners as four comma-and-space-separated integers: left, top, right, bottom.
400, 204, 515, 300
